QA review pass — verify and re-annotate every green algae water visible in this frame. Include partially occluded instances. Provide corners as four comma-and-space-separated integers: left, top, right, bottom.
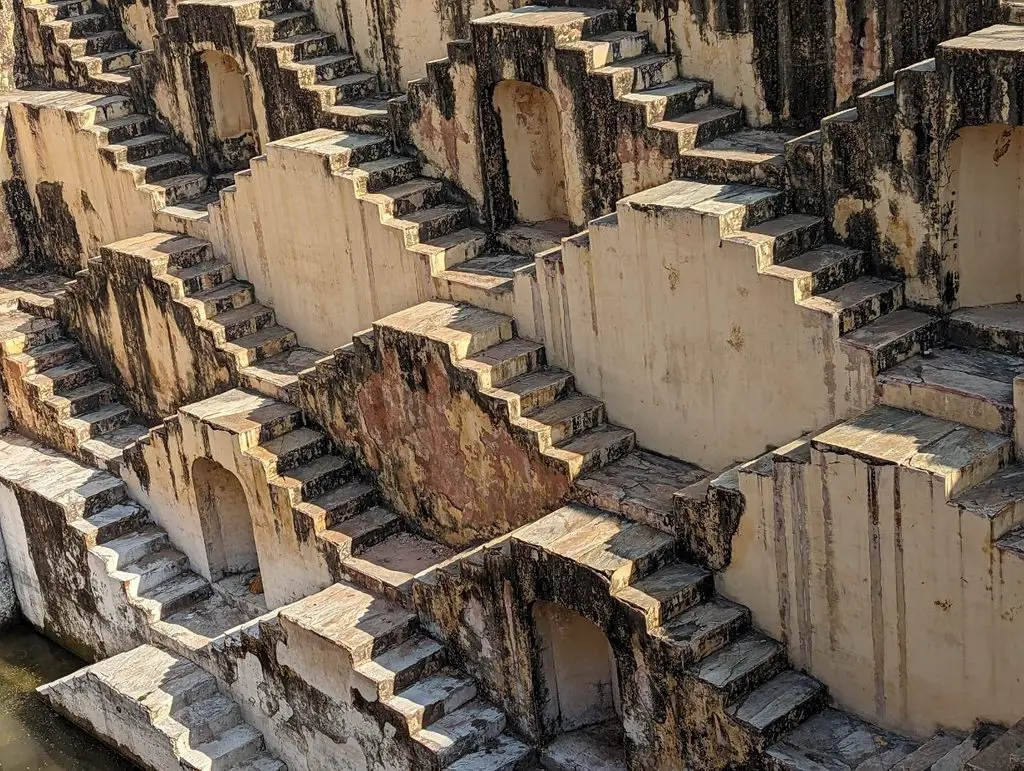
0, 623, 136, 770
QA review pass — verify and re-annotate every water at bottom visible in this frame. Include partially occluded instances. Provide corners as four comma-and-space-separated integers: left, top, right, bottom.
0, 622, 136, 770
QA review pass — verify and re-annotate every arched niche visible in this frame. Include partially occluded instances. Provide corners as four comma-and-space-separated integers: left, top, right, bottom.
192, 50, 259, 173
533, 600, 621, 735
192, 457, 259, 582
492, 80, 570, 225
944, 124, 1024, 308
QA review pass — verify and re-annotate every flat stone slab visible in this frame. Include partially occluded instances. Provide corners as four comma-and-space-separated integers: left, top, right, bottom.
181, 388, 300, 435
574, 449, 706, 530
375, 301, 513, 359
541, 722, 626, 771
767, 707, 917, 770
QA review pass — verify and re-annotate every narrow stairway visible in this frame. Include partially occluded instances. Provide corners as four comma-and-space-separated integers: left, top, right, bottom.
38, 644, 284, 770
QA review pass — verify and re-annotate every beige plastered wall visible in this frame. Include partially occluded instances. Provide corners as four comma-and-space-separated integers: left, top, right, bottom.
9, 98, 161, 271
944, 124, 1024, 309
539, 187, 876, 472
720, 446, 1024, 738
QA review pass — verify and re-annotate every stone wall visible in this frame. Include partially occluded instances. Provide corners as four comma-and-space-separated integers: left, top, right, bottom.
635, 0, 1000, 127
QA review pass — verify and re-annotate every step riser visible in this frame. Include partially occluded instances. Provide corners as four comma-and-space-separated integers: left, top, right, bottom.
133, 554, 188, 593
392, 681, 478, 735
292, 35, 335, 61
877, 381, 1014, 436
769, 222, 826, 265
947, 318, 1024, 357
324, 109, 391, 136
364, 161, 420, 194
143, 157, 195, 184
309, 57, 362, 82
196, 286, 255, 317
32, 363, 99, 395
108, 533, 169, 568
837, 286, 904, 335
527, 402, 607, 448
348, 139, 398, 168
481, 350, 546, 390
227, 328, 297, 367
300, 466, 352, 501
122, 137, 174, 162
24, 343, 80, 372
512, 376, 575, 417
104, 118, 153, 144
346, 514, 402, 554
658, 83, 713, 122
274, 438, 333, 475
93, 509, 150, 544
153, 582, 214, 618
162, 177, 209, 206
51, 385, 119, 418
218, 309, 276, 342
207, 733, 263, 771
387, 184, 446, 219
179, 703, 242, 745
83, 32, 130, 54
675, 153, 786, 190
67, 14, 110, 36
333, 76, 380, 105
53, 0, 96, 20
272, 13, 317, 40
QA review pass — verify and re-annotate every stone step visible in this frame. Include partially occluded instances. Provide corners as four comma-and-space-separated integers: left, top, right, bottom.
169, 693, 241, 747
385, 671, 478, 734
78, 29, 130, 55
813, 405, 1013, 498
294, 480, 378, 532
88, 69, 133, 96
182, 723, 263, 770
395, 204, 470, 244
411, 700, 508, 769
61, 9, 108, 32
445, 734, 535, 771
230, 752, 287, 771
79, 422, 148, 467
799, 276, 904, 335
563, 29, 648, 68
105, 232, 212, 270
136, 571, 213, 619
841, 308, 937, 374
79, 47, 137, 73
677, 128, 793, 187
728, 670, 827, 742
262, 8, 317, 39
953, 464, 1024, 534
695, 631, 787, 705
358, 156, 421, 193
496, 220, 574, 256
187, 279, 255, 317
948, 303, 1024, 356
278, 582, 419, 665
742, 213, 826, 266
995, 524, 1024, 560
283, 52, 362, 82
105, 132, 174, 163
93, 523, 168, 569
321, 505, 401, 557
62, 402, 133, 441
273, 30, 336, 61
251, 426, 332, 475
119, 546, 189, 593
890, 733, 964, 771
619, 78, 712, 124
762, 244, 865, 300
435, 251, 535, 300
0, 311, 62, 353
411, 227, 490, 273
16, 338, 79, 372
540, 727, 626, 771
25, 358, 99, 395
966, 719, 1024, 771
353, 635, 446, 702
152, 173, 209, 206
513, 504, 676, 590
341, 530, 454, 606
97, 113, 154, 143
324, 71, 380, 104
573, 448, 707, 533
220, 324, 297, 367
276, 453, 352, 500
515, 394, 607, 448
167, 259, 234, 295
937, 725, 1006, 771
651, 104, 745, 154
544, 423, 636, 478
77, 501, 149, 545
366, 177, 446, 218
238, 345, 323, 403
595, 52, 679, 93
459, 338, 546, 390
766, 708, 919, 771
878, 347, 1024, 435
654, 596, 751, 666
484, 367, 576, 419
374, 301, 514, 361
613, 560, 712, 630
204, 302, 276, 342
325, 97, 392, 133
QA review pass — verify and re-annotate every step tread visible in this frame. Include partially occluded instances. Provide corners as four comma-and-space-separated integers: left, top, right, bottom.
681, 128, 795, 161
80, 423, 149, 457
695, 630, 783, 690
412, 700, 506, 758
728, 670, 825, 733
842, 308, 935, 350
799, 276, 901, 313
879, 347, 1024, 407
445, 734, 534, 771
327, 505, 398, 544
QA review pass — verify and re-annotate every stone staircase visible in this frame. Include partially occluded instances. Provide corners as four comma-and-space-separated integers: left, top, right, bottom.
352, 300, 637, 479
173, 0, 393, 138
38, 644, 284, 771
228, 390, 457, 607
511, 503, 829, 759
0, 277, 150, 474
70, 231, 321, 405
21, 0, 141, 94
279, 581, 534, 769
